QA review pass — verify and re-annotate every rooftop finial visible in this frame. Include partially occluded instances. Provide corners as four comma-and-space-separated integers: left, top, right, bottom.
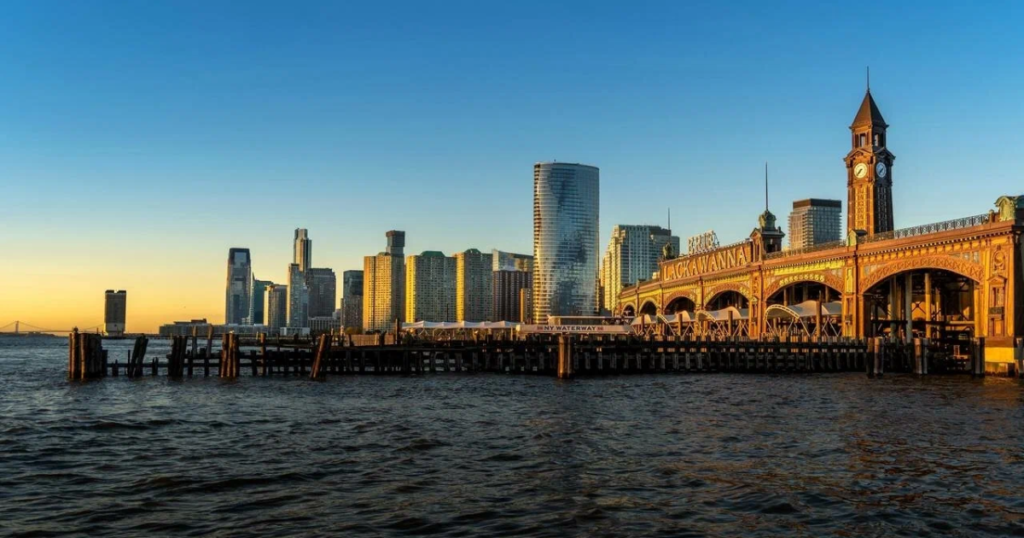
667, 208, 671, 231
866, 66, 870, 92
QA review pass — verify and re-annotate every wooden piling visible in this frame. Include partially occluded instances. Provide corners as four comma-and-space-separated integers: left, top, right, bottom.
557, 335, 573, 380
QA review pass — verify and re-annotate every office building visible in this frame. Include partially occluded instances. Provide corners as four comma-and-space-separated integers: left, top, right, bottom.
309, 316, 341, 335
287, 263, 309, 328
406, 251, 457, 322
306, 268, 337, 319
341, 270, 364, 329
266, 284, 288, 334
601, 225, 679, 313
104, 290, 127, 336
456, 248, 493, 322
533, 162, 600, 321
294, 228, 311, 272
225, 248, 252, 325
788, 199, 843, 250
493, 270, 531, 322
249, 278, 272, 325
363, 232, 406, 332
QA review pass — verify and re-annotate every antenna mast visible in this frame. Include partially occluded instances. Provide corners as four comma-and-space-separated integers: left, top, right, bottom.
764, 162, 769, 212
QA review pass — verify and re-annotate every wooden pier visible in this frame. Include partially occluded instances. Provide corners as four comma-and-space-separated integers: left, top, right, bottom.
68, 331, 1015, 380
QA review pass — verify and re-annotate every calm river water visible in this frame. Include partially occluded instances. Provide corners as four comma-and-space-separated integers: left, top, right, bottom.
3, 335, 1024, 537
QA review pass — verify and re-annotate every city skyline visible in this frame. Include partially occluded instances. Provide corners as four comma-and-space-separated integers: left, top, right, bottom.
4, 2, 1023, 332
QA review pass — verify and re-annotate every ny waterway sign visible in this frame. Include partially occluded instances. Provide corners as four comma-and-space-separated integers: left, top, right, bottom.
517, 325, 632, 334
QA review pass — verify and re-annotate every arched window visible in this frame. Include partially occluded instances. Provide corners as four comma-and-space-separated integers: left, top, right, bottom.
858, 134, 866, 147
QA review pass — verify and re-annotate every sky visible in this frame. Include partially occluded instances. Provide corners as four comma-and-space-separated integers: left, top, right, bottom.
1, 0, 1022, 332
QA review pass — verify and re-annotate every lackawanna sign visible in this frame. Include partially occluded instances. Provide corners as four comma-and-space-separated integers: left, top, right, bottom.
661, 242, 753, 281
518, 325, 632, 334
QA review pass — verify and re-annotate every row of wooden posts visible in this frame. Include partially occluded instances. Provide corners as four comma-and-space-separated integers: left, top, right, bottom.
77, 331, 999, 380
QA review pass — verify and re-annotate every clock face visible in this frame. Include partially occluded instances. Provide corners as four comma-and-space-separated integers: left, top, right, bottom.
854, 163, 868, 179
875, 162, 888, 178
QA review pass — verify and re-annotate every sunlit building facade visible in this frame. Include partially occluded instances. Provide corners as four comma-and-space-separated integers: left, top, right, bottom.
788, 199, 842, 250
601, 225, 679, 313
532, 162, 600, 321
405, 251, 456, 322
363, 231, 406, 332
456, 248, 493, 322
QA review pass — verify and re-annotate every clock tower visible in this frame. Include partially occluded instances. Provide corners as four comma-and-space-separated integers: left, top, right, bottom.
845, 88, 895, 235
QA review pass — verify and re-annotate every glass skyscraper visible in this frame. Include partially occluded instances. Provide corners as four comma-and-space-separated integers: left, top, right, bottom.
225, 248, 252, 325
532, 162, 600, 322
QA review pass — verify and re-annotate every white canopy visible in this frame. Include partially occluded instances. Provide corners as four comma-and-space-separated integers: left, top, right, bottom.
764, 300, 842, 320
659, 311, 696, 324
629, 314, 657, 326
402, 321, 518, 330
695, 306, 749, 322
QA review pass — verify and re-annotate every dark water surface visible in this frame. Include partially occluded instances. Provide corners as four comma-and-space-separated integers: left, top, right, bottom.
4, 336, 1024, 537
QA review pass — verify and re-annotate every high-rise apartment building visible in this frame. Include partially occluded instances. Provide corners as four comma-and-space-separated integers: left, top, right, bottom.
249, 278, 272, 325
287, 263, 309, 328
492, 250, 534, 272
533, 162, 600, 321
405, 251, 457, 322
363, 232, 406, 332
225, 248, 252, 325
601, 225, 679, 313
294, 228, 311, 272
493, 270, 531, 322
305, 268, 337, 319
104, 290, 127, 336
456, 248, 493, 322
341, 270, 364, 329
491, 250, 533, 322
788, 199, 842, 250
265, 284, 288, 334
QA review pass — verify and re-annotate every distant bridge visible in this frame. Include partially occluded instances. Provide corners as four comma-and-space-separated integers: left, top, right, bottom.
0, 321, 103, 335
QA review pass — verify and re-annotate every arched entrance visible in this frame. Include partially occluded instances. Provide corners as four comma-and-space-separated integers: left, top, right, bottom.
621, 304, 636, 317
767, 281, 841, 307
639, 301, 658, 316
705, 290, 749, 311
664, 296, 696, 314
863, 268, 977, 357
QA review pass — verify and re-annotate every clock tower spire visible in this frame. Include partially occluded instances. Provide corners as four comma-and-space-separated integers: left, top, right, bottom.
845, 85, 895, 236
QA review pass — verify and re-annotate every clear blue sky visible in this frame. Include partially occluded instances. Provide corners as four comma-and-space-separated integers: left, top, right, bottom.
1, 0, 1022, 328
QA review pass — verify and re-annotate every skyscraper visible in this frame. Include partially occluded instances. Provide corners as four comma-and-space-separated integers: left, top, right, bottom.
265, 284, 288, 334
493, 270, 531, 322
250, 278, 272, 325
788, 199, 842, 250
287, 263, 309, 328
491, 250, 533, 322
405, 251, 456, 322
363, 231, 406, 332
305, 268, 337, 319
341, 270, 364, 329
533, 162, 600, 322
294, 228, 311, 272
601, 225, 679, 313
104, 290, 127, 336
225, 248, 252, 325
456, 248, 493, 322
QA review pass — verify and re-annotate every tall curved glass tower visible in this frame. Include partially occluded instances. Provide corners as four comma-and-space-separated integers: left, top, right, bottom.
533, 162, 600, 322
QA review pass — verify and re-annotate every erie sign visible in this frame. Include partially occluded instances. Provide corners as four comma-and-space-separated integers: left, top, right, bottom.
661, 242, 752, 281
